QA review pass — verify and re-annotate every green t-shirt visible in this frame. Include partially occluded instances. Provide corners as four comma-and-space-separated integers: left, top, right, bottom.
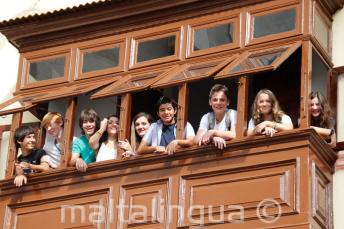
72, 135, 95, 164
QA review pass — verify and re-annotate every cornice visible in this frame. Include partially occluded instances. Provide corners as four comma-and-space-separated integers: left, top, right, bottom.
0, 0, 268, 52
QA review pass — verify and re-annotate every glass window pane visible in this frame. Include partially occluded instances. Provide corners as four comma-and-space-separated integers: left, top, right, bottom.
253, 9, 296, 38
231, 49, 286, 73
29, 57, 65, 83
82, 47, 120, 73
137, 36, 176, 63
314, 13, 329, 50
194, 23, 233, 51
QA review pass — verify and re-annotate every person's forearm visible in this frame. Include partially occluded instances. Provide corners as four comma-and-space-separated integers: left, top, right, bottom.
30, 163, 49, 172
89, 131, 103, 150
136, 145, 156, 154
176, 138, 195, 147
310, 126, 331, 137
213, 130, 236, 140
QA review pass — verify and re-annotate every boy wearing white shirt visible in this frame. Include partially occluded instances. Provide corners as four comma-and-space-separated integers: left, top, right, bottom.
195, 84, 237, 149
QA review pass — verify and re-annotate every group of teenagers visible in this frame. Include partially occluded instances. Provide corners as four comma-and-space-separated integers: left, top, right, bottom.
13, 84, 336, 187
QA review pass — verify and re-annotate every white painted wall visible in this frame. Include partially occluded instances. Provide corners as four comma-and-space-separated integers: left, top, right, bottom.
332, 7, 344, 229
0, 0, 100, 179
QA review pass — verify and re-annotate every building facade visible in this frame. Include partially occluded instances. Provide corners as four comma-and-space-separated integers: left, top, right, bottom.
0, 0, 343, 228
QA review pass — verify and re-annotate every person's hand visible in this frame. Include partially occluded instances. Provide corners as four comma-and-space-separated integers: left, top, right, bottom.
75, 158, 87, 172
213, 136, 226, 149
118, 139, 132, 152
19, 161, 30, 169
166, 140, 179, 155
122, 150, 136, 158
154, 146, 166, 154
254, 121, 268, 135
99, 118, 108, 133
199, 130, 215, 146
262, 126, 277, 137
14, 175, 27, 187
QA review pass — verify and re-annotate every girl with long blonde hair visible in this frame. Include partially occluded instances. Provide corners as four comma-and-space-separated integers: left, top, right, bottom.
247, 89, 293, 137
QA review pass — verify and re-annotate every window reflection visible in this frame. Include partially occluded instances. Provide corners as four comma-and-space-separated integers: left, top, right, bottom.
29, 57, 65, 83
137, 36, 176, 63
194, 23, 233, 51
253, 8, 296, 38
82, 47, 120, 73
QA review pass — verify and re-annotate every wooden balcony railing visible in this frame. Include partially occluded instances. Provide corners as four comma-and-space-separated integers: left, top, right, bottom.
0, 129, 336, 229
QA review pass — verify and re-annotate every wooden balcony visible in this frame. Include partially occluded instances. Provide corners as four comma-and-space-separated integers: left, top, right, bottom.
0, 129, 336, 229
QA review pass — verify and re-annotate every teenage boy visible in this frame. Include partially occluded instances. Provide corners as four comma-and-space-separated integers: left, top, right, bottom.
69, 108, 99, 172
14, 126, 50, 187
137, 96, 195, 155
41, 112, 64, 168
195, 84, 237, 149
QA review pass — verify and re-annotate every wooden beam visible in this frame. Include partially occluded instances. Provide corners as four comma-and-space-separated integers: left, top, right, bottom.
60, 97, 77, 168
236, 76, 249, 139
176, 83, 188, 139
5, 112, 22, 179
299, 40, 312, 128
118, 93, 132, 159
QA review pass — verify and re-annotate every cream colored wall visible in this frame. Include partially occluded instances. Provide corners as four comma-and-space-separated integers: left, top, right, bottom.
0, 0, 100, 179
332, 7, 344, 229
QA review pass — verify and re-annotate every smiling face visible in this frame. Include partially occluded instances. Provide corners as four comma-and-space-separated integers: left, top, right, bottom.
45, 118, 63, 137
157, 103, 177, 125
82, 119, 96, 136
18, 133, 36, 154
135, 116, 151, 137
311, 97, 321, 118
107, 116, 119, 135
209, 91, 229, 114
257, 93, 272, 115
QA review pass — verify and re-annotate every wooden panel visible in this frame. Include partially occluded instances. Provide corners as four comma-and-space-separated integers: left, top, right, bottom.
4, 189, 110, 229
312, 162, 331, 229
178, 160, 299, 227
118, 178, 170, 229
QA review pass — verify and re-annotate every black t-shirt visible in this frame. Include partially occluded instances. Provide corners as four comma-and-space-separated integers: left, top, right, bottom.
17, 149, 47, 174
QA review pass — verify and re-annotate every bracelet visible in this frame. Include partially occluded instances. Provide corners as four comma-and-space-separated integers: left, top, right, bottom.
96, 130, 103, 135
273, 122, 277, 130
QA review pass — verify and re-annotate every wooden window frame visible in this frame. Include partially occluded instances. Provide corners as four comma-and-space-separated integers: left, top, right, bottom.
216, 42, 301, 78
77, 39, 126, 80
151, 56, 238, 89
312, 2, 332, 55
91, 67, 173, 99
186, 12, 240, 58
22, 49, 72, 89
0, 96, 35, 116
130, 27, 183, 69
246, 0, 302, 46
29, 77, 116, 104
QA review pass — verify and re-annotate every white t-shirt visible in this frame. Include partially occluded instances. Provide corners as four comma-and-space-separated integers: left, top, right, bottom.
248, 114, 293, 129
96, 142, 117, 162
143, 119, 195, 147
43, 134, 61, 169
198, 109, 237, 132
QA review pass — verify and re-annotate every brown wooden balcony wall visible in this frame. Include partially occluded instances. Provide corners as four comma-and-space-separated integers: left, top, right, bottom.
0, 129, 336, 229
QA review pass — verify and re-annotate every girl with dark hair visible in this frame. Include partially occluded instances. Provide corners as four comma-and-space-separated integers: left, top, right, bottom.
120, 112, 154, 158
247, 89, 293, 137
89, 114, 120, 162
310, 91, 336, 148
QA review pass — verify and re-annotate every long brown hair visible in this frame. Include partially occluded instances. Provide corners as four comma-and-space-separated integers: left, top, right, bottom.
310, 91, 335, 129
130, 112, 154, 150
251, 89, 284, 125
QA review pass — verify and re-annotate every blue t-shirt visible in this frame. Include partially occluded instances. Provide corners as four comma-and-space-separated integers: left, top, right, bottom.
72, 135, 95, 164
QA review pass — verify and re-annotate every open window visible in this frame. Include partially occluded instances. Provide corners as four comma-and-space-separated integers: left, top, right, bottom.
0, 96, 35, 116
217, 42, 301, 78
91, 67, 173, 99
